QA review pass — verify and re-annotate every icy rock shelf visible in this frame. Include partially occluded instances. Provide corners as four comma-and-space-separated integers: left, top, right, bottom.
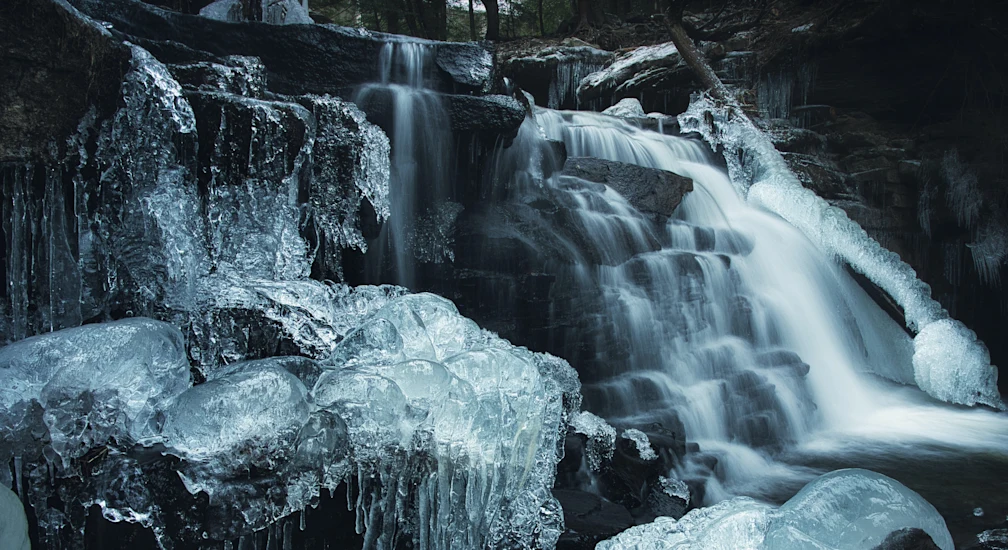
0, 290, 581, 549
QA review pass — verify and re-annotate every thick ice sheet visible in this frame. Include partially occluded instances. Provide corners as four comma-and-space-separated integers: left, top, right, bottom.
600, 469, 953, 550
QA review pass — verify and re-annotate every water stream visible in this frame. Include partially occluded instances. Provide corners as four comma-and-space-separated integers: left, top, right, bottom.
355, 42, 451, 288
490, 107, 1008, 523
347, 39, 1008, 546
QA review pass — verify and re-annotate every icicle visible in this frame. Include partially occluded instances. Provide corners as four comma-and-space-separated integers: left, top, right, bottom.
283, 520, 293, 550
13, 456, 23, 499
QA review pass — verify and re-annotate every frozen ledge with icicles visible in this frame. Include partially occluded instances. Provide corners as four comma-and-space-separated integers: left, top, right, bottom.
677, 93, 1004, 410
0, 289, 583, 548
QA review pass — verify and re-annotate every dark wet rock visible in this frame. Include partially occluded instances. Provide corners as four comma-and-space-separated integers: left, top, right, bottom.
68, 0, 494, 95
0, 0, 131, 162
871, 528, 941, 550
644, 475, 690, 520
434, 43, 495, 94
352, 88, 525, 142
500, 43, 614, 109
553, 489, 634, 550
978, 529, 1008, 550
561, 157, 693, 218
446, 94, 526, 136
168, 56, 267, 96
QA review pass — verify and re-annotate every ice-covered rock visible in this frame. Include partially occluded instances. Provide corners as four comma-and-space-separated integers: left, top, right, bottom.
310, 291, 581, 549
0, 484, 30, 550
597, 497, 774, 550
678, 93, 1003, 409
0, 318, 190, 466
622, 428, 658, 461
200, 0, 313, 24
601, 469, 953, 550
571, 411, 617, 471
763, 468, 953, 550
979, 528, 1008, 549
161, 357, 340, 538
604, 98, 648, 118
578, 42, 680, 103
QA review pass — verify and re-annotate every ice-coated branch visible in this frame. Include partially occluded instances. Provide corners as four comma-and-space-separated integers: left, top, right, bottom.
665, 23, 1003, 408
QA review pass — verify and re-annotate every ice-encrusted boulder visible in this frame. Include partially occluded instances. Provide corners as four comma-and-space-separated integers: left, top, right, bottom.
309, 292, 581, 549
597, 496, 774, 550
622, 428, 658, 461
0, 289, 581, 549
577, 42, 681, 103
604, 98, 648, 118
0, 318, 190, 468
763, 469, 953, 550
570, 411, 617, 471
598, 469, 954, 550
173, 292, 579, 547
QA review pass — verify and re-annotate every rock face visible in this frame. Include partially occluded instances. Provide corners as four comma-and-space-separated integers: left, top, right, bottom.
0, 0, 131, 162
498, 41, 615, 110
353, 88, 525, 139
67, 0, 495, 95
561, 157, 693, 218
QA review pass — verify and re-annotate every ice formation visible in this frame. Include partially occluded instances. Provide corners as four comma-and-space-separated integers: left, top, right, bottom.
571, 411, 617, 471
597, 497, 774, 550
942, 149, 982, 229
201, 0, 313, 24
622, 428, 658, 461
0, 292, 581, 548
911, 319, 1001, 409
679, 93, 1003, 408
599, 469, 953, 550
604, 98, 648, 119
764, 468, 953, 549
0, 318, 190, 470
578, 42, 679, 102
1, 40, 390, 346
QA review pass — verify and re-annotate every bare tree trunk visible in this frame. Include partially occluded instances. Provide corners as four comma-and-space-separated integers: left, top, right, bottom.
469, 0, 477, 40
538, 0, 545, 36
576, 0, 589, 29
481, 0, 499, 40
667, 21, 732, 102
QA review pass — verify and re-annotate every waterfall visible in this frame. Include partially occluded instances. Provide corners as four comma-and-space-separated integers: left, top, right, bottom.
490, 107, 1008, 502
355, 42, 452, 289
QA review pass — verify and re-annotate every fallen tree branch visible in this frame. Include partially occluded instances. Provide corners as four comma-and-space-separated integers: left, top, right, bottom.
666, 21, 734, 104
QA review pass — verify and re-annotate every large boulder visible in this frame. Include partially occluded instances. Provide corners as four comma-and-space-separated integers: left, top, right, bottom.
561, 157, 693, 218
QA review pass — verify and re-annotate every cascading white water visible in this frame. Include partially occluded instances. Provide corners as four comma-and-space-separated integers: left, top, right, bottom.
355, 42, 451, 288
497, 107, 1008, 502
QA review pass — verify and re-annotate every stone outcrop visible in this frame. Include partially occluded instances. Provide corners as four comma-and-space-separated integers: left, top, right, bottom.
68, 0, 495, 95
561, 156, 693, 218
